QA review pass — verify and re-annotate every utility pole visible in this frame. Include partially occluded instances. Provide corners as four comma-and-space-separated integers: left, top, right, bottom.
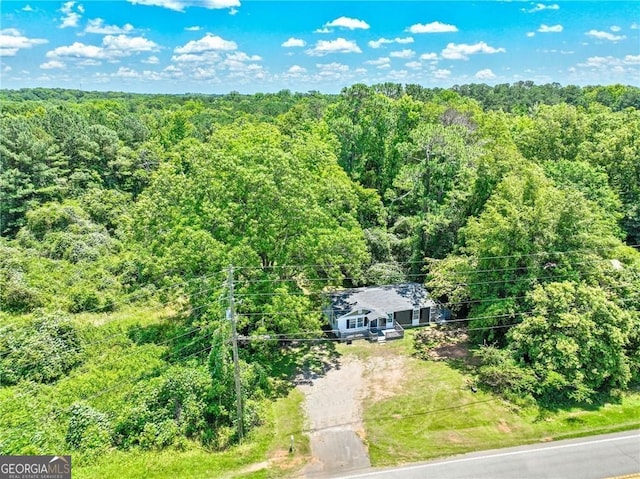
228, 265, 244, 441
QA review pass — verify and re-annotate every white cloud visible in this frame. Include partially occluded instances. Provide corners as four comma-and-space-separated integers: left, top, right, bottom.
226, 52, 261, 62
22, 5, 34, 11
282, 37, 306, 48
433, 69, 451, 79
103, 35, 158, 52
538, 24, 563, 33
585, 30, 626, 41
632, 23, 639, 30
577, 55, 640, 69
388, 70, 408, 80
85, 18, 135, 35
163, 65, 184, 78
419, 52, 438, 61
78, 59, 101, 66
219, 54, 262, 72
526, 32, 536, 37
114, 66, 139, 78
172, 52, 221, 63
405, 61, 422, 69
175, 33, 237, 54
60, 2, 83, 29
407, 21, 458, 34
316, 62, 349, 72
475, 68, 496, 80
441, 41, 506, 60
3, 65, 12, 72
366, 56, 390, 67
306, 38, 361, 56
389, 49, 415, 59
324, 16, 370, 30
229, 8, 238, 15
538, 49, 574, 55
287, 65, 307, 74
127, 0, 239, 12
142, 55, 160, 64
314, 28, 332, 34
0, 28, 48, 56
579, 57, 627, 74
185, 26, 201, 31
368, 37, 413, 49
46, 42, 105, 59
610, 25, 621, 32
40, 60, 65, 69
523, 3, 559, 13
46, 35, 158, 60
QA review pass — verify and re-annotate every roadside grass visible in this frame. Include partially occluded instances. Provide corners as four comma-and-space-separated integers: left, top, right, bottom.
1, 304, 310, 478
356, 330, 640, 466
74, 387, 309, 479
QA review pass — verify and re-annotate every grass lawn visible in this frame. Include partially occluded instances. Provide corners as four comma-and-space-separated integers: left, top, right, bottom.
350, 330, 640, 467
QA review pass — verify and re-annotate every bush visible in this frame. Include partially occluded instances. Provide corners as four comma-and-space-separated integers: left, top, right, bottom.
1, 277, 43, 312
115, 366, 213, 450
66, 403, 112, 451
69, 287, 101, 313
0, 244, 43, 313
0, 312, 83, 385
476, 345, 537, 404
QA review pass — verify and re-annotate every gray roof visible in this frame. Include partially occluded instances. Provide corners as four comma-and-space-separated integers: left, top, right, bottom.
328, 283, 435, 319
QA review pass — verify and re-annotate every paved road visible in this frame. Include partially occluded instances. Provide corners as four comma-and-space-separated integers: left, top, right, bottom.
337, 430, 640, 479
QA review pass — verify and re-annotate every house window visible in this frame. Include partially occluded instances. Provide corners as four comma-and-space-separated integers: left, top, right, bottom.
347, 317, 366, 329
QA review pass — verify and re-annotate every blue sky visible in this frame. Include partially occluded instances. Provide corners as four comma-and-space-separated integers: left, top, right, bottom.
1, 1, 638, 93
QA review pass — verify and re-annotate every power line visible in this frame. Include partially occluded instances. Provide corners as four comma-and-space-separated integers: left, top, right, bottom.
230, 244, 639, 272
11, 321, 226, 407
0, 297, 224, 361
237, 256, 620, 285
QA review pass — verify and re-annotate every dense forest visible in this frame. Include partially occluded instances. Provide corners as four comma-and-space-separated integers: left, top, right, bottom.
1, 82, 639, 462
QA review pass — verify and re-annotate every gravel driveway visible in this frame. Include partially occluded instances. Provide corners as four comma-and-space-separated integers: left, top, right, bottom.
297, 357, 371, 478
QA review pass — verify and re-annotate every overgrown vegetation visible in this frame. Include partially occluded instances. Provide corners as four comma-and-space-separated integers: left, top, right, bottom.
1, 83, 639, 472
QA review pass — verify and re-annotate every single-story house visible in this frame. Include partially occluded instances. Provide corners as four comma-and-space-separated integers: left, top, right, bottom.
325, 283, 450, 341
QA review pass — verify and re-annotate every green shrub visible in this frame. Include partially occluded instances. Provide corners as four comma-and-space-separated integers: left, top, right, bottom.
66, 402, 112, 451
1, 277, 43, 312
0, 312, 83, 385
476, 345, 537, 405
69, 287, 101, 313
114, 366, 213, 450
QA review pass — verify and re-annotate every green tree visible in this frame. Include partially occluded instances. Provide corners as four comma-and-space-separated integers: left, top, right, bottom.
510, 282, 632, 404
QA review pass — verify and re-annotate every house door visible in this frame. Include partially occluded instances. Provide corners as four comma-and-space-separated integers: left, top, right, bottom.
412, 308, 420, 326
385, 313, 394, 330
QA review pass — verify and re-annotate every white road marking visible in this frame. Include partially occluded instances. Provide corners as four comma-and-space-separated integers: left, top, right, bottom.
339, 432, 640, 479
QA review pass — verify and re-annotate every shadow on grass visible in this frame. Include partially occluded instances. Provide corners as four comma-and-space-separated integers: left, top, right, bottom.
126, 316, 344, 407
261, 336, 342, 397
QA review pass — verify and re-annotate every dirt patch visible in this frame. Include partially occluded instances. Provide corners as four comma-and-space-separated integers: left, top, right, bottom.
498, 419, 512, 433
414, 327, 471, 362
364, 355, 407, 402
268, 449, 308, 475
445, 431, 464, 444
433, 342, 470, 360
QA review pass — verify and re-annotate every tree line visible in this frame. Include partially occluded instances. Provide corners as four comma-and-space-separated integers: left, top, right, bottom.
0, 82, 639, 457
